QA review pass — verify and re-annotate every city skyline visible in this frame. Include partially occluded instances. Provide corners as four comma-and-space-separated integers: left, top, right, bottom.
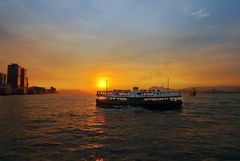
0, 0, 240, 91
0, 63, 58, 95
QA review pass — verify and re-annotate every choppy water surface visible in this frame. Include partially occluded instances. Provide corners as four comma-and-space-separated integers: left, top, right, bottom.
0, 94, 239, 161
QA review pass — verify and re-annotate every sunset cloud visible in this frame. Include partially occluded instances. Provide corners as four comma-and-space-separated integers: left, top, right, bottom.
191, 8, 211, 18
184, 6, 211, 19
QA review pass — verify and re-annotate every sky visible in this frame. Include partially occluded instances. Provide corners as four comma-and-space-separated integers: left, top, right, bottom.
0, 0, 240, 91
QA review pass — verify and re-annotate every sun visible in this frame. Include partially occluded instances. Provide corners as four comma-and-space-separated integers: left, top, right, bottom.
98, 81, 106, 88
96, 77, 109, 90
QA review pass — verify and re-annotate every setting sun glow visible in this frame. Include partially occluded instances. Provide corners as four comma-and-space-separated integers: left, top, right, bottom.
97, 80, 107, 89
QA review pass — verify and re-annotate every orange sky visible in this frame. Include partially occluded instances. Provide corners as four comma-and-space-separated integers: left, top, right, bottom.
1, 42, 239, 92
0, 1, 240, 91
0, 31, 240, 91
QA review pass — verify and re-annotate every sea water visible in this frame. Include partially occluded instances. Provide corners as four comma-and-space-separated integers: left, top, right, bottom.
0, 93, 239, 160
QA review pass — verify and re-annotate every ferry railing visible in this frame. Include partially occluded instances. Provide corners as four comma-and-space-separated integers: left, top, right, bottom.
97, 90, 181, 98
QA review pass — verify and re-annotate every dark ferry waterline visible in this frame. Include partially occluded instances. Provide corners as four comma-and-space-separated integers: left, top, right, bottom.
96, 87, 182, 110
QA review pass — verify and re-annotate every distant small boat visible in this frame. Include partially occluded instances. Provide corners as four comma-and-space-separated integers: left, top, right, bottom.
96, 87, 182, 110
190, 88, 197, 96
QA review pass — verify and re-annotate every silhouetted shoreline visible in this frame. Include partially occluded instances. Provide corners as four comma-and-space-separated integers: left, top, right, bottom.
0, 63, 57, 96
180, 85, 240, 94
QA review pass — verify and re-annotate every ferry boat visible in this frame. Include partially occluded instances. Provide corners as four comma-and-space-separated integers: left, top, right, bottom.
96, 87, 182, 110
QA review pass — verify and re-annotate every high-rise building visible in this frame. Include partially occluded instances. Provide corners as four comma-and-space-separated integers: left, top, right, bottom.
0, 73, 7, 86
21, 68, 28, 93
0, 72, 11, 95
7, 64, 28, 94
7, 64, 21, 89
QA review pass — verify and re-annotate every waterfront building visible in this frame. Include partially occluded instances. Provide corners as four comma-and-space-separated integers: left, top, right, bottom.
21, 68, 28, 94
28, 86, 46, 94
50, 86, 57, 93
0, 73, 7, 86
7, 64, 28, 94
28, 86, 57, 94
0, 85, 12, 95
0, 72, 11, 95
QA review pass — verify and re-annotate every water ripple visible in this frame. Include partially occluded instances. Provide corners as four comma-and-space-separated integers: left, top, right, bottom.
0, 93, 239, 160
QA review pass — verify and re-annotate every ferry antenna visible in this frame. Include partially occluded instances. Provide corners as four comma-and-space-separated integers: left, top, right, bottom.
167, 78, 170, 90
106, 80, 108, 91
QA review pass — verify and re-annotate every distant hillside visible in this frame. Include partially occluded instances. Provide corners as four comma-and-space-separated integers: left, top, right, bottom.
180, 85, 240, 94
149, 86, 167, 90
